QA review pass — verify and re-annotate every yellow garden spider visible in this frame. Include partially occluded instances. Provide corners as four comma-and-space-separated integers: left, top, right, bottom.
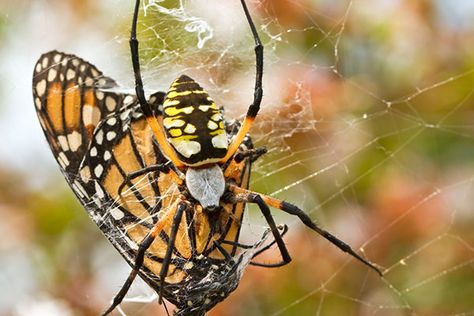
33, 0, 382, 315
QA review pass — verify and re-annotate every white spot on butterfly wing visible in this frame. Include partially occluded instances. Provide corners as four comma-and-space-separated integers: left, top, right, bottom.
67, 131, 82, 152
72, 180, 88, 198
34, 97, 42, 110
90, 147, 98, 157
91, 68, 99, 77
95, 130, 104, 145
53, 54, 61, 63
123, 95, 134, 105
110, 207, 125, 220
66, 69, 76, 80
107, 118, 117, 126
94, 165, 104, 178
47, 68, 57, 82
80, 166, 91, 182
36, 80, 47, 97
95, 181, 105, 198
105, 96, 117, 111
82, 104, 101, 127
57, 135, 69, 151
42, 57, 49, 68
84, 76, 94, 87
58, 152, 70, 168
106, 131, 116, 141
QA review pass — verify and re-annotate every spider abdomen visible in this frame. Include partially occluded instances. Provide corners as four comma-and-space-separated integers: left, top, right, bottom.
162, 75, 228, 166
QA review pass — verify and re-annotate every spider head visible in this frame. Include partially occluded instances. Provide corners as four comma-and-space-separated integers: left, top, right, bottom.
185, 164, 225, 212
162, 75, 229, 167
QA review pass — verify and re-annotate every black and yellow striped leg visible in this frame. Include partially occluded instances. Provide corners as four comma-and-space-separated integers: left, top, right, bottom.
158, 202, 186, 304
130, 0, 184, 168
220, 0, 264, 163
229, 185, 384, 276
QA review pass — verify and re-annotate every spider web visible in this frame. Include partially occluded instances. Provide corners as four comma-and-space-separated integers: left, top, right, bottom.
95, 0, 474, 315
2, 0, 474, 315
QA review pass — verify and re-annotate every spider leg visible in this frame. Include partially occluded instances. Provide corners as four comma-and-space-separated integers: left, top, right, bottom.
250, 224, 289, 266
213, 240, 236, 263
220, 0, 264, 163
220, 224, 290, 267
130, 0, 184, 168
228, 192, 292, 267
234, 146, 267, 163
101, 204, 178, 315
228, 185, 384, 276
117, 163, 183, 197
158, 202, 186, 304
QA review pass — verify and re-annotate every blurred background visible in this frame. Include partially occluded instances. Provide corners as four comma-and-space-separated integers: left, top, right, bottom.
1, 0, 474, 315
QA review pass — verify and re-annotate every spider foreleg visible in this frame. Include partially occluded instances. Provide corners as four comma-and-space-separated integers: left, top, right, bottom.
129, 0, 184, 168
228, 185, 384, 276
220, 0, 264, 163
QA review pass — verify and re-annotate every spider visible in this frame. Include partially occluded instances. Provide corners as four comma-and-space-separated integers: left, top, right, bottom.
33, 0, 382, 315
114, 0, 382, 312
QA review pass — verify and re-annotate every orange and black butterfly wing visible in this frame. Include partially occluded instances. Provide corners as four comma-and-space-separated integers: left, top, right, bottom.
33, 51, 259, 313
33, 50, 136, 178
33, 51, 192, 298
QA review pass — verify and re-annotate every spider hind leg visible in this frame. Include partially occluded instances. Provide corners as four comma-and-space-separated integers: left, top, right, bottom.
228, 185, 383, 276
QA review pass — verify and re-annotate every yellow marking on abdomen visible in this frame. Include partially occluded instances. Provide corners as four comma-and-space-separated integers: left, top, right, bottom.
167, 90, 206, 99
164, 106, 194, 116
168, 128, 182, 137
183, 123, 196, 134
210, 113, 222, 121
163, 117, 186, 128
169, 135, 198, 142
163, 99, 180, 108
198, 104, 215, 112
207, 121, 218, 130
